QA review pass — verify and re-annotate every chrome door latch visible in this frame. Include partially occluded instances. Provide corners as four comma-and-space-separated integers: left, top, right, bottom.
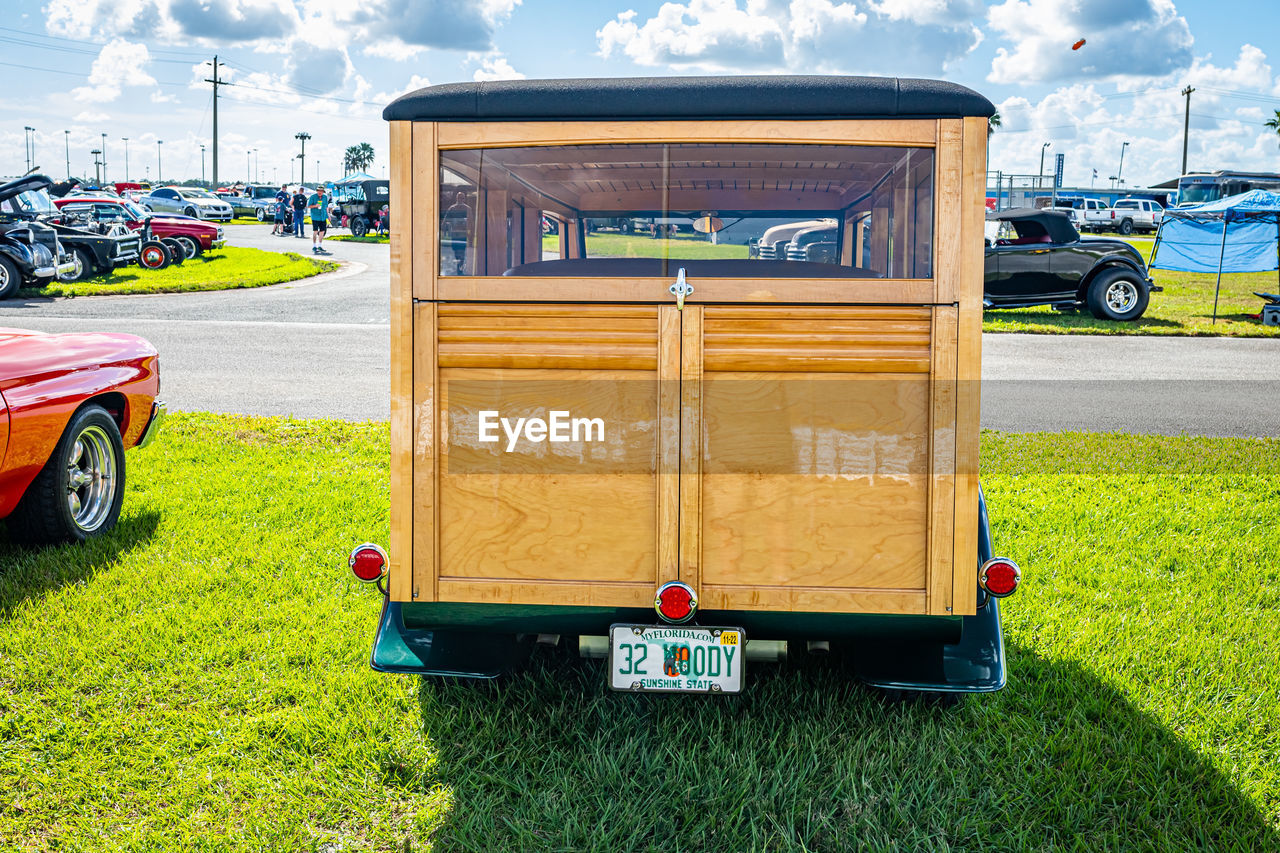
669, 267, 694, 310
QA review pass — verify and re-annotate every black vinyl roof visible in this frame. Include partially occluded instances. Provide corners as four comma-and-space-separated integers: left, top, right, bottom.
987, 207, 1079, 244
383, 76, 995, 123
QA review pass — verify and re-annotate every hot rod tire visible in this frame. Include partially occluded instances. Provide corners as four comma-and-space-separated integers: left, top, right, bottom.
0, 256, 21, 298
1086, 268, 1149, 321
350, 216, 368, 237
7, 405, 126, 544
59, 247, 97, 282
173, 236, 200, 260
139, 241, 172, 270
161, 238, 186, 265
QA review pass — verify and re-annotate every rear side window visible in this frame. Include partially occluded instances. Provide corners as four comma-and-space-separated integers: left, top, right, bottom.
438, 142, 936, 279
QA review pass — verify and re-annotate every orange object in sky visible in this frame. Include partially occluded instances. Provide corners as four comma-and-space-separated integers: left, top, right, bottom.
1072, 38, 1087, 50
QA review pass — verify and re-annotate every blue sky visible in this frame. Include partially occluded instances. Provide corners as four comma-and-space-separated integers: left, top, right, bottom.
2, 0, 1278, 189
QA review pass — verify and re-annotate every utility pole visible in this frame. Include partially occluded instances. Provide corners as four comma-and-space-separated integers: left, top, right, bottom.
1117, 141, 1130, 188
1181, 86, 1195, 175
64, 130, 70, 179
295, 132, 311, 187
122, 137, 130, 181
204, 56, 222, 188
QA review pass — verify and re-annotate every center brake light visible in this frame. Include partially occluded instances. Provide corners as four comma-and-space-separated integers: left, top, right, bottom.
655, 581, 698, 624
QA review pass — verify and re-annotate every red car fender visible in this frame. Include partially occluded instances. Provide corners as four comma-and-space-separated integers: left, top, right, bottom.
0, 329, 159, 520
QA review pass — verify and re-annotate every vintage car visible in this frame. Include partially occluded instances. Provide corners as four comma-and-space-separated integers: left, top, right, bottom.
52, 197, 225, 261
984, 208, 1159, 321
0, 328, 163, 544
332, 179, 390, 237
139, 187, 234, 222
346, 76, 1022, 699
0, 175, 141, 289
218, 185, 280, 220
0, 177, 77, 296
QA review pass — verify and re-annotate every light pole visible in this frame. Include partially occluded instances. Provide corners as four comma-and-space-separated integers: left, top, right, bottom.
1038, 142, 1051, 191
200, 145, 206, 186
246, 149, 251, 184
1116, 141, 1130, 188
90, 148, 102, 184
294, 132, 310, 187
253, 148, 259, 183
64, 130, 70, 179
156, 139, 163, 184
122, 137, 130, 181
101, 132, 108, 182
23, 126, 34, 172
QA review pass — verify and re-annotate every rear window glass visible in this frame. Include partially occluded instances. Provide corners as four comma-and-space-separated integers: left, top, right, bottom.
438, 143, 935, 279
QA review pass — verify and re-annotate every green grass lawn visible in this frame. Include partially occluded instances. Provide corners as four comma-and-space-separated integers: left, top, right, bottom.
543, 231, 749, 260
983, 234, 1280, 338
19, 247, 337, 298
2, 417, 1278, 849
331, 234, 389, 244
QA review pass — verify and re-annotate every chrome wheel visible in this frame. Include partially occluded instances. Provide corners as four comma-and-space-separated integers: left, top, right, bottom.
65, 425, 117, 532
1105, 280, 1138, 313
59, 251, 84, 282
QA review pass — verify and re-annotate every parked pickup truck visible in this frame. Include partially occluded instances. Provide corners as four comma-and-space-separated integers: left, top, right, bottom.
1108, 198, 1163, 235
1051, 198, 1112, 233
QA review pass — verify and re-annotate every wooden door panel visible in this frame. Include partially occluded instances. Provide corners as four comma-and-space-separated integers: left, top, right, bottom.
687, 306, 952, 614
426, 304, 680, 604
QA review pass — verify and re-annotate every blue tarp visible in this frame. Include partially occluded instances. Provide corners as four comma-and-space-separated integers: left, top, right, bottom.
1151, 189, 1280, 273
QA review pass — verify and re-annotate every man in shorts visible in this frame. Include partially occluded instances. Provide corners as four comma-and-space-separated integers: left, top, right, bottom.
308, 184, 331, 254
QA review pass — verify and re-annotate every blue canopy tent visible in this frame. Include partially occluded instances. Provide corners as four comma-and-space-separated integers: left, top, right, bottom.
1150, 190, 1280, 323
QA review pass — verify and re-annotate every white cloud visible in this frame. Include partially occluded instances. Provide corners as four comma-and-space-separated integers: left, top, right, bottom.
989, 46, 1280, 187
73, 111, 113, 123
986, 0, 1193, 84
46, 0, 297, 43
72, 39, 157, 103
472, 54, 526, 81
596, 0, 981, 75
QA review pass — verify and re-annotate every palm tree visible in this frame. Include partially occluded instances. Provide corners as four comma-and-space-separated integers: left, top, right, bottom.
343, 142, 376, 175
988, 109, 1001, 139
1266, 110, 1280, 149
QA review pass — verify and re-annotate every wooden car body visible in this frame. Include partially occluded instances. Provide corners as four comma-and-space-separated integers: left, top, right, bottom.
367, 76, 1009, 692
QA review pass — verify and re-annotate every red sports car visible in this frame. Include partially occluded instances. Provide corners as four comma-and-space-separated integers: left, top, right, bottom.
0, 328, 163, 544
52, 197, 225, 261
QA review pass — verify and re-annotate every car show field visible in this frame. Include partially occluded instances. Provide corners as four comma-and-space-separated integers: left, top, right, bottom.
8, 10, 1280, 845
0, 415, 1276, 848
17, 246, 336, 298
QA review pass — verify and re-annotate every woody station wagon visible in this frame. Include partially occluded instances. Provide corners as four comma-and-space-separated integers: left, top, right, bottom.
349, 76, 1021, 697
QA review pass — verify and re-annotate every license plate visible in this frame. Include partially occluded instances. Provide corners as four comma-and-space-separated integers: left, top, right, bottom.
608, 624, 745, 693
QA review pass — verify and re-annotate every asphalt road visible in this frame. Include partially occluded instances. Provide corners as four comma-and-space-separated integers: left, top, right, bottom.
0, 224, 1275, 438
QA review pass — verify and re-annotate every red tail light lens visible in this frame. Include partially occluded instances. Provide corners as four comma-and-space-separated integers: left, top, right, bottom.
655, 581, 697, 624
349, 543, 388, 583
979, 558, 1021, 598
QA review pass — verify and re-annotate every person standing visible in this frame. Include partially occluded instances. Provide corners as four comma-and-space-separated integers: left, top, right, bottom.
291, 186, 308, 238
308, 184, 331, 254
272, 183, 289, 236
